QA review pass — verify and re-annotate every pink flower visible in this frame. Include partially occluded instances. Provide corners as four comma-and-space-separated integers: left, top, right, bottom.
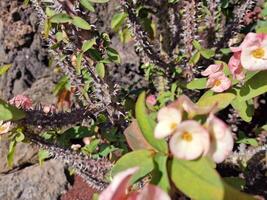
205, 114, 234, 163
230, 33, 267, 71
169, 121, 210, 160
146, 95, 157, 106
201, 64, 223, 76
228, 52, 245, 80
99, 167, 170, 200
206, 72, 231, 93
9, 95, 32, 110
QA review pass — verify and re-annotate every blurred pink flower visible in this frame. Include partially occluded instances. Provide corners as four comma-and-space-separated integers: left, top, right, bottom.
201, 64, 223, 76
99, 167, 170, 200
205, 114, 234, 163
206, 72, 231, 93
0, 121, 11, 135
169, 120, 210, 160
146, 95, 157, 106
154, 107, 182, 139
9, 95, 32, 110
230, 32, 267, 72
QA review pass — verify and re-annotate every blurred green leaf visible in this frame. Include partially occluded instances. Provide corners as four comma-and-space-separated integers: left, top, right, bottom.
80, 0, 95, 12
38, 149, 50, 166
111, 12, 128, 32
88, 0, 109, 3
50, 13, 72, 23
0, 64, 11, 76
0, 99, 26, 121
96, 62, 105, 79
82, 39, 96, 52
72, 16, 91, 30
186, 78, 207, 90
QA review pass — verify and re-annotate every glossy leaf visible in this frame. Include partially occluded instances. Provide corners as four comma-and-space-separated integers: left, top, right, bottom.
186, 78, 207, 90
231, 99, 254, 122
0, 99, 26, 121
197, 93, 236, 111
170, 157, 224, 200
135, 92, 168, 154
111, 149, 155, 184
72, 16, 91, 30
238, 71, 267, 101
80, 0, 95, 12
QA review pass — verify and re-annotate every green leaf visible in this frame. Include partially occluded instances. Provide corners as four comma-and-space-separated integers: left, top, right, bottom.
237, 138, 258, 147
38, 149, 50, 166
170, 157, 224, 200
96, 62, 105, 78
186, 78, 207, 90
72, 16, 91, 30
80, 0, 95, 12
15, 132, 25, 142
88, 0, 109, 3
197, 93, 236, 111
223, 182, 256, 200
223, 177, 245, 191
111, 149, 155, 184
82, 139, 101, 154
238, 71, 267, 101
0, 64, 12, 76
192, 40, 202, 50
135, 92, 168, 154
111, 12, 128, 32
82, 39, 96, 52
231, 99, 254, 122
189, 51, 201, 65
50, 13, 72, 23
0, 99, 26, 121
7, 140, 16, 168
151, 154, 170, 193
200, 48, 215, 59
107, 47, 120, 63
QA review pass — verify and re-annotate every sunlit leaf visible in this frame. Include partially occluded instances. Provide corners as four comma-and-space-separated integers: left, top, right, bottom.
135, 92, 168, 154
50, 13, 72, 23
72, 16, 91, 30
96, 62, 105, 79
186, 78, 207, 90
170, 157, 224, 200
111, 149, 155, 184
38, 149, 50, 166
0, 99, 26, 121
80, 0, 95, 12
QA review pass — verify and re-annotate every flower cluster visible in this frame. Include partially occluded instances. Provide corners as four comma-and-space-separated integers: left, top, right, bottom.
99, 167, 170, 200
201, 64, 231, 93
154, 95, 233, 163
229, 33, 267, 79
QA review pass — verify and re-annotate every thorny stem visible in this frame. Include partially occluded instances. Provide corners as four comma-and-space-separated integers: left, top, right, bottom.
24, 131, 112, 191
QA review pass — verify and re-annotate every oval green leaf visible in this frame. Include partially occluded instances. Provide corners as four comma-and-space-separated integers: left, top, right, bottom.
111, 149, 155, 184
135, 92, 168, 154
197, 93, 236, 111
50, 13, 72, 23
170, 157, 224, 200
72, 16, 91, 30
96, 62, 105, 79
80, 0, 95, 12
0, 99, 26, 121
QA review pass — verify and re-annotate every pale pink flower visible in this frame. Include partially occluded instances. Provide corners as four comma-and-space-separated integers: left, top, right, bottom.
206, 72, 231, 93
201, 64, 223, 76
230, 33, 267, 71
154, 107, 182, 139
9, 95, 32, 110
206, 114, 234, 163
169, 121, 210, 160
228, 52, 245, 80
43, 105, 56, 114
146, 95, 157, 106
99, 167, 170, 200
0, 121, 11, 135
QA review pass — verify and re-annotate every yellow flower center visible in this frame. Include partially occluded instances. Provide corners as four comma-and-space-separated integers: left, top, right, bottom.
251, 48, 265, 59
170, 122, 177, 130
214, 80, 221, 86
181, 131, 193, 142
0, 126, 6, 134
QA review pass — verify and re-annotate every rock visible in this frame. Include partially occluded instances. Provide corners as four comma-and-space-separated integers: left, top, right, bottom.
0, 137, 38, 173
0, 160, 68, 200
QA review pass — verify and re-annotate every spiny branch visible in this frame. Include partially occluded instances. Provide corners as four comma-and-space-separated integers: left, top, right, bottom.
24, 131, 112, 191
